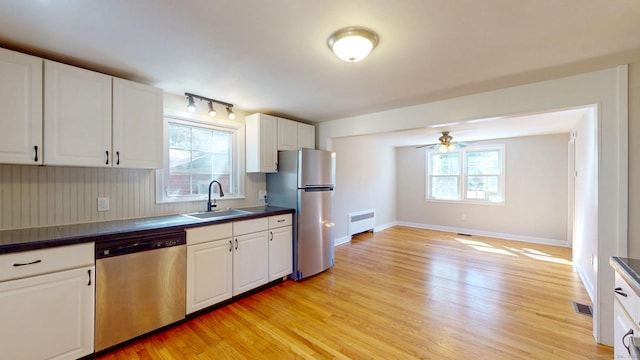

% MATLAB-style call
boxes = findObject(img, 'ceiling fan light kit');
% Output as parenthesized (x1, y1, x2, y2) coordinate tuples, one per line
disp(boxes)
(417, 131, 469, 152)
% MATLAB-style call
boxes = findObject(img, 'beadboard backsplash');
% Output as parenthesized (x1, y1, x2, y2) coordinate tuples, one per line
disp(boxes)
(0, 164, 266, 231)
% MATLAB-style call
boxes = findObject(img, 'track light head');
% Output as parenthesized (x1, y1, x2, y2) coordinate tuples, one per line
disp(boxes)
(226, 106, 235, 120)
(208, 101, 216, 117)
(186, 95, 196, 112)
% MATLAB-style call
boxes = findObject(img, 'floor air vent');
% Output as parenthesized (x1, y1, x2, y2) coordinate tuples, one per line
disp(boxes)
(348, 209, 375, 237)
(572, 302, 593, 317)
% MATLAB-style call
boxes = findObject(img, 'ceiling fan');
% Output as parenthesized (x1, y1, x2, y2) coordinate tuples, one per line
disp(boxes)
(416, 131, 471, 152)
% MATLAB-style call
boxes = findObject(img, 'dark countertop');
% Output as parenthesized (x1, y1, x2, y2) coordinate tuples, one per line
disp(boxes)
(0, 206, 294, 255)
(610, 256, 640, 297)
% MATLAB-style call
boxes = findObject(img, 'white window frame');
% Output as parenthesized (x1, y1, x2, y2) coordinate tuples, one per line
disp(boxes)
(426, 144, 505, 205)
(156, 113, 245, 204)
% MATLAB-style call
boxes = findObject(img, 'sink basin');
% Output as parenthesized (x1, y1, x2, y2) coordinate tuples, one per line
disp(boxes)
(182, 209, 253, 220)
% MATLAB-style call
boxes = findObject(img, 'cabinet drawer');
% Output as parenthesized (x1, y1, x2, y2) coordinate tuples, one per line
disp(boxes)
(615, 271, 639, 322)
(0, 243, 94, 282)
(269, 214, 292, 228)
(186, 223, 233, 245)
(234, 218, 269, 236)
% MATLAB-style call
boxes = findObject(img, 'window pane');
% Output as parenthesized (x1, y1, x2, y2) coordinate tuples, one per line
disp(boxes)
(467, 175, 500, 201)
(167, 122, 233, 198)
(168, 124, 191, 150)
(431, 153, 460, 175)
(466, 151, 500, 175)
(431, 176, 459, 200)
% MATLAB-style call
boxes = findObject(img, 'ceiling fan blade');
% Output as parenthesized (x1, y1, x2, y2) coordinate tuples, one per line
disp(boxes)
(415, 143, 438, 149)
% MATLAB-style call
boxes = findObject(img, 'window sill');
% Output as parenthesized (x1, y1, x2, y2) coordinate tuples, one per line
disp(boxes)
(425, 198, 505, 206)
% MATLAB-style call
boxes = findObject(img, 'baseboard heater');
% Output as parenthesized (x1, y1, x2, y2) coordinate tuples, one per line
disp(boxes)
(348, 209, 376, 237)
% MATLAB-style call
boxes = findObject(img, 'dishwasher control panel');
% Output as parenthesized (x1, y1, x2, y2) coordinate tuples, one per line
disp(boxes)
(96, 231, 186, 258)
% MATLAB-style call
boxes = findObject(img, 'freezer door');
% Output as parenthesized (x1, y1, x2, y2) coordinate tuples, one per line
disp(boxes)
(296, 188, 334, 279)
(299, 149, 335, 187)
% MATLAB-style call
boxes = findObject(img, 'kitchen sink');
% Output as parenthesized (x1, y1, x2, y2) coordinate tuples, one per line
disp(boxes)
(181, 209, 253, 220)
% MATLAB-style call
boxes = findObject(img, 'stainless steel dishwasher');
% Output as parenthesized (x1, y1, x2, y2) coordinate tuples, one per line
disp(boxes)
(95, 231, 186, 352)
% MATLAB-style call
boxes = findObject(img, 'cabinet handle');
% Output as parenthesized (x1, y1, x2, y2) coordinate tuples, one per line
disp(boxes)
(624, 328, 634, 355)
(116, 151, 120, 165)
(277, 219, 285, 223)
(615, 287, 628, 297)
(105, 150, 109, 165)
(13, 259, 42, 267)
(235, 238, 238, 250)
(229, 240, 232, 252)
(270, 231, 273, 241)
(34, 145, 38, 162)
(87, 269, 92, 286)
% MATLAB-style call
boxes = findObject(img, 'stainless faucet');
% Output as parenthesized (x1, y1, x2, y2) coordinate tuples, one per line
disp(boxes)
(207, 180, 225, 211)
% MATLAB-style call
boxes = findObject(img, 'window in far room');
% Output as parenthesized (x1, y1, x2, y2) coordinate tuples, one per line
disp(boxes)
(426, 144, 505, 204)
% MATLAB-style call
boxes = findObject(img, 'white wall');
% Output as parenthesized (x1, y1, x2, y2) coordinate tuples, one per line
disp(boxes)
(319, 66, 628, 346)
(0, 92, 266, 231)
(331, 135, 396, 245)
(572, 108, 598, 301)
(396, 134, 569, 246)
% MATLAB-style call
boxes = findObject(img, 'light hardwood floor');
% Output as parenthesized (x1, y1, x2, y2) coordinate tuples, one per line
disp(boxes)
(96, 226, 613, 359)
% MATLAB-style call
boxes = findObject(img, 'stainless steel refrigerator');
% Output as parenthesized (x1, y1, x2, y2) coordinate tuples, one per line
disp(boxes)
(266, 148, 336, 280)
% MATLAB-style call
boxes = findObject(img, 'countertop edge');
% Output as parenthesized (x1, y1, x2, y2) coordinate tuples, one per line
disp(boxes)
(0, 207, 295, 255)
(610, 256, 640, 298)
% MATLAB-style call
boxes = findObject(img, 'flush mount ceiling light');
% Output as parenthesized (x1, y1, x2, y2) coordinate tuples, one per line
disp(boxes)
(327, 26, 379, 63)
(184, 93, 234, 119)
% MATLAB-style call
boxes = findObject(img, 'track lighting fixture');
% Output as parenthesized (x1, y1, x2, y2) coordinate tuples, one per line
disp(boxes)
(184, 92, 235, 119)
(226, 106, 235, 120)
(186, 95, 196, 112)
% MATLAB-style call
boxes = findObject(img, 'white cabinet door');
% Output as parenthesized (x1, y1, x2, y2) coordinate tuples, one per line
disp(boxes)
(233, 231, 269, 295)
(277, 117, 298, 151)
(44, 60, 112, 166)
(269, 225, 292, 280)
(0, 48, 43, 165)
(0, 266, 95, 360)
(112, 78, 163, 169)
(297, 123, 315, 149)
(614, 299, 638, 359)
(186, 238, 233, 314)
(246, 113, 278, 173)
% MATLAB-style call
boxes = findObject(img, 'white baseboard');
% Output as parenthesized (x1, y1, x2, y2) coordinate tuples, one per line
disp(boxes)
(574, 259, 595, 302)
(334, 221, 397, 247)
(396, 221, 569, 247)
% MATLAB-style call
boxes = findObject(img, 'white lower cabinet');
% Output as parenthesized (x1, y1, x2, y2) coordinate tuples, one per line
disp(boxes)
(269, 214, 293, 281)
(0, 265, 95, 360)
(233, 218, 269, 296)
(614, 299, 639, 359)
(186, 223, 233, 314)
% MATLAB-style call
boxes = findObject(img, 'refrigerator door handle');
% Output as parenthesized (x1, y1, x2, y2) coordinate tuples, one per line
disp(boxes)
(302, 186, 334, 192)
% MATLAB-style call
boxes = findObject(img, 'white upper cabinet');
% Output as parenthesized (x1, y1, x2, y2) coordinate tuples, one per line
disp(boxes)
(246, 113, 278, 173)
(44, 60, 112, 167)
(247, 113, 316, 173)
(43, 59, 163, 168)
(0, 48, 43, 164)
(113, 78, 163, 168)
(297, 122, 315, 149)
(277, 118, 298, 151)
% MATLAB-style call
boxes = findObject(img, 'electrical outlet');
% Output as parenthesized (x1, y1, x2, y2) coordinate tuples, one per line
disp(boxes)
(258, 190, 267, 201)
(97, 197, 110, 212)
